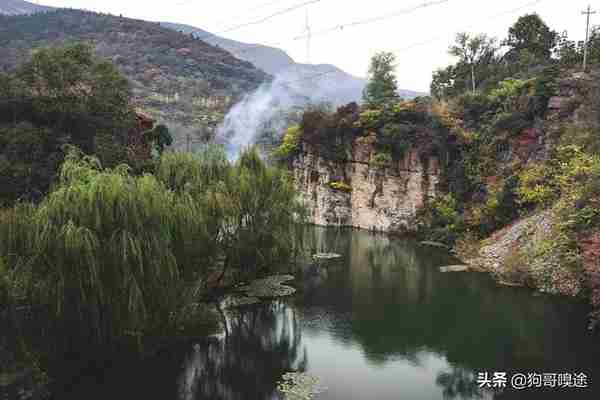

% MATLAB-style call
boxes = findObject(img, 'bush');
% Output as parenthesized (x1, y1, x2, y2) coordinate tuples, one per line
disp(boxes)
(328, 181, 353, 193)
(274, 124, 302, 159)
(355, 109, 383, 130)
(517, 162, 558, 208)
(553, 146, 600, 234)
(489, 78, 535, 112)
(560, 124, 600, 155)
(454, 92, 497, 127)
(489, 111, 531, 135)
(418, 194, 464, 245)
(370, 151, 392, 167)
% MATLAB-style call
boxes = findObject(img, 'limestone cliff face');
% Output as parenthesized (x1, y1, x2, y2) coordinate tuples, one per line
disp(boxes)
(292, 134, 440, 233)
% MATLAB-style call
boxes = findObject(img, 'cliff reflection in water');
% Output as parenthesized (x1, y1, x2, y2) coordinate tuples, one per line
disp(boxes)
(293, 227, 600, 400)
(178, 302, 306, 400)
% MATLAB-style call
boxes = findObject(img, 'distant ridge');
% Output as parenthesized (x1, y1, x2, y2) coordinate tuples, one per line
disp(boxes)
(161, 21, 427, 103)
(0, 0, 53, 15)
(0, 0, 427, 107)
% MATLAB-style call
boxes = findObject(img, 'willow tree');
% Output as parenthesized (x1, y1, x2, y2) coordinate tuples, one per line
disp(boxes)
(0, 145, 306, 348)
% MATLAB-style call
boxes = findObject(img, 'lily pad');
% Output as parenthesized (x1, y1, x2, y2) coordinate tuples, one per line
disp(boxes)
(277, 372, 326, 400)
(439, 265, 470, 273)
(237, 275, 296, 298)
(312, 252, 342, 260)
(220, 294, 262, 309)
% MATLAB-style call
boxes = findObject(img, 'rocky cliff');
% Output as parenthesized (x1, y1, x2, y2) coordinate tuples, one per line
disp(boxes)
(292, 135, 440, 233)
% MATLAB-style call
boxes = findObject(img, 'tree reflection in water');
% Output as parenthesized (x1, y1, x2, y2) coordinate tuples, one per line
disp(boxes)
(436, 367, 489, 400)
(178, 301, 306, 400)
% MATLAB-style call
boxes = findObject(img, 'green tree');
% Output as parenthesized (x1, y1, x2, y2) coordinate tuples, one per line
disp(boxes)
(362, 52, 399, 108)
(556, 31, 583, 67)
(144, 124, 173, 155)
(449, 33, 497, 93)
(0, 43, 136, 203)
(15, 43, 133, 154)
(504, 14, 557, 62)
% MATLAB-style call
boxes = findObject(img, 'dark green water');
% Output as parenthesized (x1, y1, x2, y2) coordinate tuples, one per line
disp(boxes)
(50, 227, 600, 399)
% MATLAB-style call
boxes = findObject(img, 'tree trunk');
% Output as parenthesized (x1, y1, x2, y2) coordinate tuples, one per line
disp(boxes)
(471, 63, 476, 93)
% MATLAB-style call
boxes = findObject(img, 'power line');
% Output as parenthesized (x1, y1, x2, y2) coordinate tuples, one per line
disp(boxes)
(198, 0, 449, 61)
(390, 0, 544, 53)
(192, 0, 323, 40)
(293, 0, 449, 41)
(176, 0, 288, 30)
(215, 0, 287, 26)
(304, 8, 312, 63)
(272, 0, 546, 90)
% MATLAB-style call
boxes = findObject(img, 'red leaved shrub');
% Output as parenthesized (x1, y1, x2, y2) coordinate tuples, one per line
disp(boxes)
(580, 232, 600, 322)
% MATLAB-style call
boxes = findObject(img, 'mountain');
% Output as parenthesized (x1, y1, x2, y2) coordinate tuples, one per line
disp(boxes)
(0, 0, 52, 15)
(0, 8, 269, 128)
(161, 22, 427, 103)
(159, 22, 295, 76)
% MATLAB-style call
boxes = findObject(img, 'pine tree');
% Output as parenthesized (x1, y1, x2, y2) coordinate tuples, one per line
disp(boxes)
(362, 52, 399, 108)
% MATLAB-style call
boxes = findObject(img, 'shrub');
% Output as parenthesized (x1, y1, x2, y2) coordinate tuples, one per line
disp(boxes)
(560, 124, 600, 155)
(370, 151, 392, 167)
(489, 78, 535, 111)
(580, 232, 600, 322)
(517, 162, 558, 208)
(553, 146, 600, 234)
(489, 111, 531, 136)
(355, 109, 383, 130)
(454, 92, 497, 127)
(418, 194, 464, 244)
(274, 124, 302, 159)
(328, 181, 353, 193)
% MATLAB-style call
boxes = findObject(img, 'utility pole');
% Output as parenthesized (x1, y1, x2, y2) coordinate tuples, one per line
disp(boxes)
(186, 133, 191, 152)
(582, 5, 596, 72)
(304, 8, 312, 64)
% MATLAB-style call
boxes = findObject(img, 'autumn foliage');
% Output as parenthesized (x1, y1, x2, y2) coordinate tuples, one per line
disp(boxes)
(580, 232, 600, 322)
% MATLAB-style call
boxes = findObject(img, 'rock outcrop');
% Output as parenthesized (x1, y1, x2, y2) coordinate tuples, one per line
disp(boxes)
(465, 210, 583, 296)
(292, 135, 440, 234)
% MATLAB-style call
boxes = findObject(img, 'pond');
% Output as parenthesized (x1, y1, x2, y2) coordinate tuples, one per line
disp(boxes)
(49, 227, 600, 400)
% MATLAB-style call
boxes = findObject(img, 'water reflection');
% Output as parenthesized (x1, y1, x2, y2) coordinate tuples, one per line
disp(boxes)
(291, 227, 600, 399)
(436, 367, 486, 400)
(51, 227, 600, 399)
(178, 302, 306, 400)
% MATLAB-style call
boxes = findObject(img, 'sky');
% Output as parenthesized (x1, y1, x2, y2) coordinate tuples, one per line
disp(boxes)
(39, 0, 595, 92)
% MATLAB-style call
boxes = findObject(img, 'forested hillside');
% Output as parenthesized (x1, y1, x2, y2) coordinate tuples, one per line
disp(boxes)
(0, 9, 269, 130)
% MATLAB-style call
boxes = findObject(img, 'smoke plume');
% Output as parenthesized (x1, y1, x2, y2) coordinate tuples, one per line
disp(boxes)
(216, 65, 365, 159)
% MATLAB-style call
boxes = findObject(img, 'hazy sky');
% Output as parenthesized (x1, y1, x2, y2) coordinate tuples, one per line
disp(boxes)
(40, 0, 594, 92)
